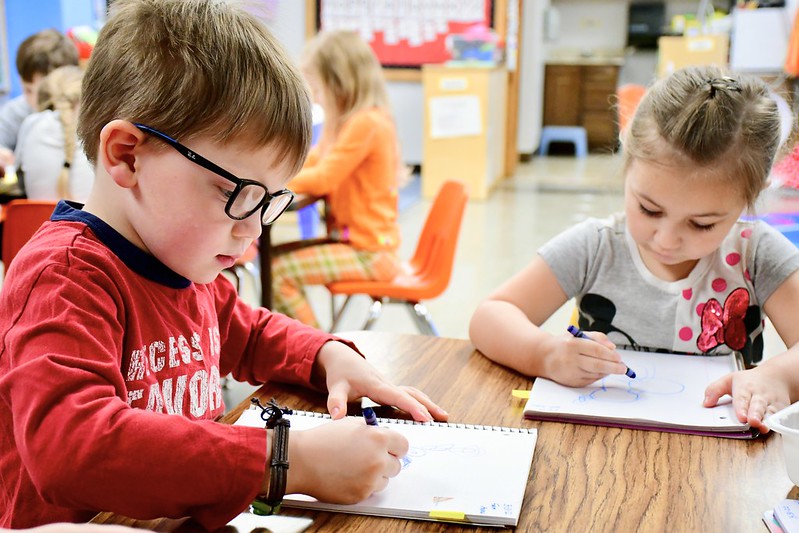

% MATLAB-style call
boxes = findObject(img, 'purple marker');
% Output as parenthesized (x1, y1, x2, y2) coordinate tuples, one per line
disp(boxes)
(362, 407, 379, 426)
(567, 325, 636, 378)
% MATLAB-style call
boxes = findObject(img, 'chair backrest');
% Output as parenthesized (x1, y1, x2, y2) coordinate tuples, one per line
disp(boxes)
(407, 180, 468, 299)
(2, 200, 58, 268)
(617, 83, 647, 133)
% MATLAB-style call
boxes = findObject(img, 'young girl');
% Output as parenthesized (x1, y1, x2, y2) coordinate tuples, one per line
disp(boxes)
(15, 65, 94, 201)
(272, 30, 404, 327)
(469, 66, 799, 434)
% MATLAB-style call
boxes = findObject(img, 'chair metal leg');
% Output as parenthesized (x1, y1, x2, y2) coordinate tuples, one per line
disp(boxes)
(330, 294, 337, 330)
(241, 261, 261, 302)
(230, 268, 243, 293)
(407, 302, 439, 336)
(329, 295, 353, 333)
(362, 298, 385, 330)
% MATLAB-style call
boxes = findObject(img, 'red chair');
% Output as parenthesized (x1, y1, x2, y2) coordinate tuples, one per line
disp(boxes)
(617, 83, 646, 133)
(2, 200, 58, 269)
(326, 180, 468, 335)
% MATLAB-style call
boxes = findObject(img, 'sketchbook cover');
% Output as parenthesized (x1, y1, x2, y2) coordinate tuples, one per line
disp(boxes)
(523, 350, 757, 439)
(235, 408, 538, 526)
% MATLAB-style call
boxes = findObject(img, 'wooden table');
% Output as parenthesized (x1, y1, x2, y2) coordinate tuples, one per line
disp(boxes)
(258, 194, 320, 308)
(92, 331, 795, 531)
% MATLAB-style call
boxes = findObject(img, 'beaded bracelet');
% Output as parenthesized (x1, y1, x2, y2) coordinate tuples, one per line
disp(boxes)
(251, 398, 292, 515)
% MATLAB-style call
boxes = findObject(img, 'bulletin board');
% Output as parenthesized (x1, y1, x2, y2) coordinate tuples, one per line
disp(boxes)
(312, 0, 494, 69)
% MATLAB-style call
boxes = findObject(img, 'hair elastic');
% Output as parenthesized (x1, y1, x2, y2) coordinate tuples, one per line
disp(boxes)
(707, 77, 742, 98)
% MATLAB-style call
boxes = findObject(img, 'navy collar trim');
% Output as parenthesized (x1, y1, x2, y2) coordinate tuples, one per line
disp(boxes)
(51, 200, 191, 289)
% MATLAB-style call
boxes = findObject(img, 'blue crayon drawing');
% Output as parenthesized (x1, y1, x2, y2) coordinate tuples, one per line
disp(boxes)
(575, 362, 685, 404)
(406, 443, 484, 459)
(479, 502, 515, 516)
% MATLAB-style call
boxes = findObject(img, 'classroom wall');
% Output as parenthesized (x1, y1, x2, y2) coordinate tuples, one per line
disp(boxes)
(269, 0, 544, 165)
(546, 0, 628, 54)
(257, 0, 307, 62)
(517, 0, 549, 154)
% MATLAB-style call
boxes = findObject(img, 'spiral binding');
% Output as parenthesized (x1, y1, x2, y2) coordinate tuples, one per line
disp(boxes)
(251, 408, 535, 434)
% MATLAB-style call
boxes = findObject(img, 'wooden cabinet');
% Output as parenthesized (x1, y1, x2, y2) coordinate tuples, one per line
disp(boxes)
(543, 64, 620, 151)
(422, 65, 508, 200)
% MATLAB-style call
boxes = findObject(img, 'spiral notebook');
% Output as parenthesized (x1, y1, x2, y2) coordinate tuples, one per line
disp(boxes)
(235, 408, 538, 527)
(523, 349, 758, 439)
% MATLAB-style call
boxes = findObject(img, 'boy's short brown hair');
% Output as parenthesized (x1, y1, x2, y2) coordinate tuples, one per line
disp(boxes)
(77, 0, 311, 172)
(16, 28, 79, 83)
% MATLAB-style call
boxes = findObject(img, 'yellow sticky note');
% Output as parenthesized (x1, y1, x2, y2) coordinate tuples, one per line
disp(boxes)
(429, 510, 466, 521)
(511, 389, 530, 399)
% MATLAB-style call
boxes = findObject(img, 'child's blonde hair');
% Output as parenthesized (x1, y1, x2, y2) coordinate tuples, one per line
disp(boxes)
(37, 65, 84, 199)
(16, 29, 79, 83)
(303, 30, 409, 185)
(77, 0, 311, 174)
(622, 66, 781, 209)
(303, 30, 390, 125)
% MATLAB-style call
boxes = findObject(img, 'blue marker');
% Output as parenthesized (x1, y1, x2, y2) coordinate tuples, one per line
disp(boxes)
(567, 325, 636, 378)
(362, 407, 379, 426)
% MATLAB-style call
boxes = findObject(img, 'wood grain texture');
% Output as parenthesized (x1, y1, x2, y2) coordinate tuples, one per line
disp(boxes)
(93, 331, 794, 532)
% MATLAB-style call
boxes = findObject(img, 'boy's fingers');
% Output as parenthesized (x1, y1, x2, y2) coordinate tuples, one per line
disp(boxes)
(373, 386, 433, 422)
(385, 431, 410, 458)
(402, 387, 448, 421)
(703, 374, 733, 407)
(326, 382, 350, 419)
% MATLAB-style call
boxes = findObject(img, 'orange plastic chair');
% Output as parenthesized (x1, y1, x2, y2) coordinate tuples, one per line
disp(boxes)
(2, 200, 58, 268)
(326, 180, 468, 335)
(617, 83, 646, 133)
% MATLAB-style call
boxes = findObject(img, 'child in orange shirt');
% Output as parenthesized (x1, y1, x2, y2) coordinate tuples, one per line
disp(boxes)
(272, 31, 405, 327)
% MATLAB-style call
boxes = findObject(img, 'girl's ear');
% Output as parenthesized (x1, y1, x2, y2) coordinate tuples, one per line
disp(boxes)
(98, 120, 146, 188)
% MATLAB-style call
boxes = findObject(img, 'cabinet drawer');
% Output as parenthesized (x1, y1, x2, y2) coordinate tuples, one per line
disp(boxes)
(544, 65, 581, 125)
(583, 84, 615, 110)
(582, 110, 618, 148)
(583, 65, 619, 83)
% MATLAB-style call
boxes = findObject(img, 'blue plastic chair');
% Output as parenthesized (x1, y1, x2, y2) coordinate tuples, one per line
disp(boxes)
(296, 109, 325, 238)
(539, 126, 588, 158)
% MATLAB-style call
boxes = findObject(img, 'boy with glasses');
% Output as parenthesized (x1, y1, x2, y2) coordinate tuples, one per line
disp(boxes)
(0, 0, 447, 528)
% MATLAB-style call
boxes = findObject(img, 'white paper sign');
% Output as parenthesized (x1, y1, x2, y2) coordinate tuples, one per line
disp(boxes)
(429, 95, 482, 139)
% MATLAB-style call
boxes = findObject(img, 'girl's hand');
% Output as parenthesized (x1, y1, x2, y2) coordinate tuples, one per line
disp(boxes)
(286, 417, 408, 503)
(542, 331, 628, 387)
(314, 341, 449, 422)
(704, 365, 791, 434)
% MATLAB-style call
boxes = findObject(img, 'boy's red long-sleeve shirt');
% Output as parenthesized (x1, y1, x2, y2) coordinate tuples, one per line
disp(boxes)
(0, 201, 348, 528)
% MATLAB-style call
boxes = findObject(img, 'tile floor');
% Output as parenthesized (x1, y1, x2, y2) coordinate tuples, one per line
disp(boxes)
(224, 153, 794, 408)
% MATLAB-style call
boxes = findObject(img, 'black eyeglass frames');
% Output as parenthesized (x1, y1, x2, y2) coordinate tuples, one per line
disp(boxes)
(133, 123, 294, 225)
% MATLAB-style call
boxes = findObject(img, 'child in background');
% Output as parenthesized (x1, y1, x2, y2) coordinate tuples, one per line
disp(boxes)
(0, 0, 446, 528)
(469, 66, 799, 434)
(271, 30, 405, 328)
(0, 29, 79, 167)
(15, 65, 94, 201)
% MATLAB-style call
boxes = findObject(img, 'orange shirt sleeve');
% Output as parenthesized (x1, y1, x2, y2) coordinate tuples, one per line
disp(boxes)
(288, 112, 379, 196)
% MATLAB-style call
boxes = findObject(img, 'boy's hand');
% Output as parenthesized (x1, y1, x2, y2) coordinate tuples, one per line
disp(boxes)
(543, 332, 627, 388)
(286, 417, 408, 502)
(704, 365, 790, 434)
(314, 341, 448, 422)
